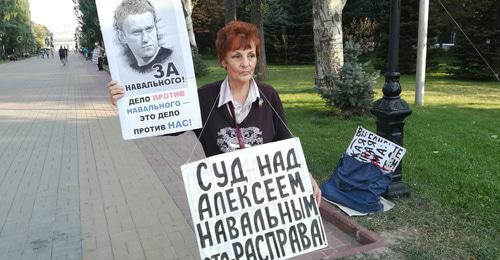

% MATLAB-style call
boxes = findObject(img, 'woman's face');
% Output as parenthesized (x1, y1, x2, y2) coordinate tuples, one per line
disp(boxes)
(221, 42, 257, 86)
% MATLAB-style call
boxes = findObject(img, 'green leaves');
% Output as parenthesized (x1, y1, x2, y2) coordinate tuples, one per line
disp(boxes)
(73, 0, 102, 49)
(316, 40, 379, 116)
(0, 0, 35, 58)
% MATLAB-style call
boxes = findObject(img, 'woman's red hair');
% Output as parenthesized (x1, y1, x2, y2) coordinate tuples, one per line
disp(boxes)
(215, 21, 261, 63)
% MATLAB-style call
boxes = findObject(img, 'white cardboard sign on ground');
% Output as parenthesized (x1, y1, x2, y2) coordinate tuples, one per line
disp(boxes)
(346, 127, 406, 172)
(323, 197, 395, 216)
(96, 0, 201, 140)
(181, 138, 328, 260)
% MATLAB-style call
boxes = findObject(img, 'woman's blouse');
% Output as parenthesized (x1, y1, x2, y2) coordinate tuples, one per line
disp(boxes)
(195, 80, 291, 157)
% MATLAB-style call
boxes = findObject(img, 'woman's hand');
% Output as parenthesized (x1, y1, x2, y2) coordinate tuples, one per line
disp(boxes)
(108, 80, 125, 107)
(310, 173, 322, 207)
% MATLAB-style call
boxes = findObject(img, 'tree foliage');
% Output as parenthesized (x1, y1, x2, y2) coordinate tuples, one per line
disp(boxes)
(192, 0, 224, 32)
(343, 0, 456, 74)
(446, 0, 500, 80)
(192, 0, 224, 53)
(343, 0, 389, 53)
(32, 23, 51, 48)
(372, 0, 440, 74)
(194, 0, 499, 79)
(263, 0, 314, 64)
(262, 0, 289, 63)
(0, 0, 36, 59)
(73, 0, 102, 49)
(344, 18, 376, 54)
(316, 41, 379, 117)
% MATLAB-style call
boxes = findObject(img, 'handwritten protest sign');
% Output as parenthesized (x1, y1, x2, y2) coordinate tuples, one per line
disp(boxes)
(182, 138, 328, 260)
(96, 0, 202, 139)
(346, 126, 406, 172)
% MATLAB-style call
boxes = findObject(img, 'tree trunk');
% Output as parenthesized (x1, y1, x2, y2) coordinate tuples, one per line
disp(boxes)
(224, 0, 237, 23)
(312, 0, 347, 88)
(251, 0, 267, 81)
(181, 0, 197, 49)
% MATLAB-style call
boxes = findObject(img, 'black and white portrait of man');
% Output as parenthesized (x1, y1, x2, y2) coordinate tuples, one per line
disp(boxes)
(113, 0, 172, 73)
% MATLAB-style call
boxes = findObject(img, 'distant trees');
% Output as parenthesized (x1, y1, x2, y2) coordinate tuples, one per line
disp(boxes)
(263, 0, 314, 64)
(261, 0, 288, 63)
(192, 0, 315, 65)
(194, 0, 499, 80)
(32, 23, 51, 48)
(0, 0, 37, 59)
(69, 0, 498, 80)
(192, 0, 224, 53)
(345, 0, 499, 80)
(73, 0, 102, 49)
(446, 0, 500, 80)
(408, 1, 439, 72)
(344, 0, 439, 74)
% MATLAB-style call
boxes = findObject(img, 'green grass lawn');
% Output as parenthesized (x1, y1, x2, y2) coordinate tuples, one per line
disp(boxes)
(197, 58, 500, 259)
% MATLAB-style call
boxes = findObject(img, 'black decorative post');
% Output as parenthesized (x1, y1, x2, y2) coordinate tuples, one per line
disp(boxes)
(371, 0, 412, 198)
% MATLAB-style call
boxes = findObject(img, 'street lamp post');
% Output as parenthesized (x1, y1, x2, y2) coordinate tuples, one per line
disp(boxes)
(371, 0, 412, 198)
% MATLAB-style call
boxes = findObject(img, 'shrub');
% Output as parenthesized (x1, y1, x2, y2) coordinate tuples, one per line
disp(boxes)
(344, 18, 377, 54)
(191, 46, 210, 77)
(316, 41, 379, 117)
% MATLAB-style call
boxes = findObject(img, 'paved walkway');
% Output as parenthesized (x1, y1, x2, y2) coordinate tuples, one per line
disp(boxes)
(0, 55, 200, 260)
(0, 54, 383, 260)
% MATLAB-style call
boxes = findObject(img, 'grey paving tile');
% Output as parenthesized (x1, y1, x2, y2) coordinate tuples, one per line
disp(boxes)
(0, 56, 83, 260)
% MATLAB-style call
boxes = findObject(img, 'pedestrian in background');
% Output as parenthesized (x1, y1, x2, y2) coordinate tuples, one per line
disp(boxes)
(58, 46, 66, 66)
(63, 46, 69, 64)
(93, 42, 105, 71)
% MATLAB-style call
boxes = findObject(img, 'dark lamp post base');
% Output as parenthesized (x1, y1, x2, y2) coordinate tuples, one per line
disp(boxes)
(371, 98, 412, 199)
(384, 181, 411, 199)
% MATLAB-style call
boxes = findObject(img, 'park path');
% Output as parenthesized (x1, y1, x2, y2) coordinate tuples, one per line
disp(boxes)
(0, 54, 200, 260)
(0, 54, 382, 260)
